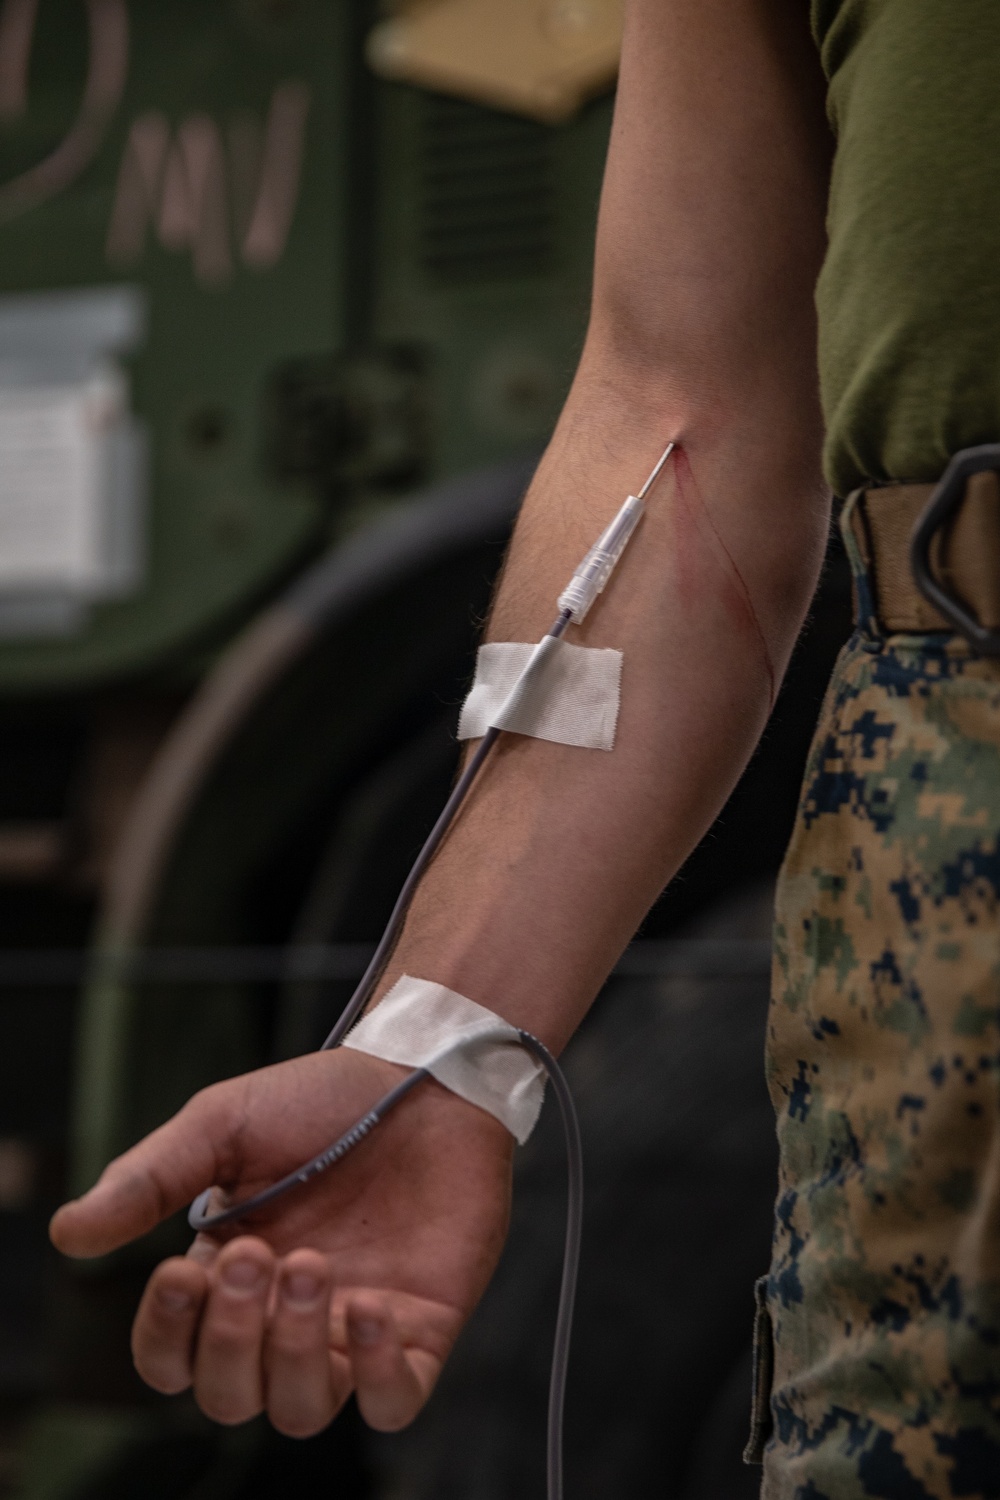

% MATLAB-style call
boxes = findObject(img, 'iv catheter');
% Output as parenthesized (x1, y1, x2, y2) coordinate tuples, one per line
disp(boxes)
(188, 440, 676, 1500)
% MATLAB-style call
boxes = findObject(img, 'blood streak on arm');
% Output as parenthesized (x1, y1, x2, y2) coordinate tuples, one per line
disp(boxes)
(670, 446, 777, 708)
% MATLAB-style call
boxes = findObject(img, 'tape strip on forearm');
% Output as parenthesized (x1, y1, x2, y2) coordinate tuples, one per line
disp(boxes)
(458, 638, 622, 750)
(342, 975, 547, 1142)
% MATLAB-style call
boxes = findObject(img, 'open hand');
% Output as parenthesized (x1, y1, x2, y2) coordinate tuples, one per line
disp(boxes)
(50, 1049, 513, 1437)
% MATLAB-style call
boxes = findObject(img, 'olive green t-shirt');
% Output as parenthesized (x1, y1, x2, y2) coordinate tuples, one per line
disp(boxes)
(813, 0, 1000, 496)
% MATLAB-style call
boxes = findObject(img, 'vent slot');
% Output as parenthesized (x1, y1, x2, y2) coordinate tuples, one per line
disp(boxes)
(419, 95, 556, 283)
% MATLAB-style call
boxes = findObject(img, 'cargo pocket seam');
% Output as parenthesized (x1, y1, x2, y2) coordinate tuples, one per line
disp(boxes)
(743, 1274, 774, 1465)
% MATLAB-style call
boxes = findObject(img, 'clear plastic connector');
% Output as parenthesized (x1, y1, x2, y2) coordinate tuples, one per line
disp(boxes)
(557, 494, 645, 623)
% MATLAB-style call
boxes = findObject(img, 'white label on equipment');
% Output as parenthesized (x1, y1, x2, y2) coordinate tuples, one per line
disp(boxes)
(0, 376, 121, 592)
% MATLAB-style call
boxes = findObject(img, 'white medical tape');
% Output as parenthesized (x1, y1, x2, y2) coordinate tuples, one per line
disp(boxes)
(342, 975, 546, 1144)
(457, 638, 622, 750)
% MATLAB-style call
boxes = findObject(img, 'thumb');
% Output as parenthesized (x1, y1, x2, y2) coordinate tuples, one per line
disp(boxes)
(50, 1087, 235, 1258)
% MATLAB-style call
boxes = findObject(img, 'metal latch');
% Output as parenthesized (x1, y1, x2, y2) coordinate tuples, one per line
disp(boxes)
(911, 442, 1000, 655)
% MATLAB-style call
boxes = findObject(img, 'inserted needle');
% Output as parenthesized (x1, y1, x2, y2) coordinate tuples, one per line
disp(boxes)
(636, 440, 676, 500)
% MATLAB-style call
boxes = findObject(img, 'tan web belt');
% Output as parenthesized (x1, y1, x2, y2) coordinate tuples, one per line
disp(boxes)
(847, 443, 1000, 652)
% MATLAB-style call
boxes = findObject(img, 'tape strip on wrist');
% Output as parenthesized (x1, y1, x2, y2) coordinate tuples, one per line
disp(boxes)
(458, 638, 622, 751)
(342, 975, 546, 1143)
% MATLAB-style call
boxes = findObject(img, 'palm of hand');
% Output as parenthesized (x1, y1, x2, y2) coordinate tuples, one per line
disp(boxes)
(50, 1048, 514, 1436)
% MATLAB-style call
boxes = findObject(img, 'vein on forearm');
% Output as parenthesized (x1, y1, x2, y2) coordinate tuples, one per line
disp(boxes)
(671, 445, 777, 709)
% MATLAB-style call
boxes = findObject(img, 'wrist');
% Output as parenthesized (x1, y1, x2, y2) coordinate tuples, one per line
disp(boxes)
(326, 1037, 516, 1159)
(344, 976, 546, 1145)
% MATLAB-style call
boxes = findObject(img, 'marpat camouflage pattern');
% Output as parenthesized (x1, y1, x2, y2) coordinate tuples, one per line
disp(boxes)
(763, 503, 1000, 1499)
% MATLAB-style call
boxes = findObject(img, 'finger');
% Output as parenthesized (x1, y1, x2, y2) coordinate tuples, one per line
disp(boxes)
(264, 1252, 345, 1438)
(50, 1086, 238, 1259)
(193, 1238, 274, 1425)
(132, 1257, 208, 1395)
(347, 1297, 440, 1432)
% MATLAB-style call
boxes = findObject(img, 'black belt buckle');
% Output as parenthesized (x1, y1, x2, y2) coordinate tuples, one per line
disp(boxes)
(910, 442, 1000, 655)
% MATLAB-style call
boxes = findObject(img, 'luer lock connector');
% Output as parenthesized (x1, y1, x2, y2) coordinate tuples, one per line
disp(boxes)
(557, 441, 675, 623)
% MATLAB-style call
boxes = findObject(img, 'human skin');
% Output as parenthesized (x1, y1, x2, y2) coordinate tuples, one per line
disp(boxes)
(51, 0, 832, 1440)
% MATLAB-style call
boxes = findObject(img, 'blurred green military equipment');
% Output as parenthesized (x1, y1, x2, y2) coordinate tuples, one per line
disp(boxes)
(0, 0, 614, 692)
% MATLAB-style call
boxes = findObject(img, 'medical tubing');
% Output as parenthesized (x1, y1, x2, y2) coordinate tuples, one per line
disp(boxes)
(189, 604, 574, 1236)
(320, 727, 497, 1048)
(187, 1066, 431, 1232)
(183, 449, 673, 1495)
(517, 1030, 583, 1500)
(321, 606, 573, 1051)
(187, 1028, 584, 1500)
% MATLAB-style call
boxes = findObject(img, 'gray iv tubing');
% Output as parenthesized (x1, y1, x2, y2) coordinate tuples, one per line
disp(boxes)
(189, 441, 676, 1500)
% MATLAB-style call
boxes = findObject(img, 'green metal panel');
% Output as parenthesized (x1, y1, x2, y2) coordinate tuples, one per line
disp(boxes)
(374, 85, 613, 475)
(0, 2, 613, 693)
(0, 0, 350, 689)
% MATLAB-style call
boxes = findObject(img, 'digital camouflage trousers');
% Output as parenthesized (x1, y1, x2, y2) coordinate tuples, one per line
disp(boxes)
(762, 506, 1000, 1499)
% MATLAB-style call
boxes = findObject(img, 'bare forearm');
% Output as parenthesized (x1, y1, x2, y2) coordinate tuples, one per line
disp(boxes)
(374, 0, 832, 1048)
(377, 374, 828, 1047)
